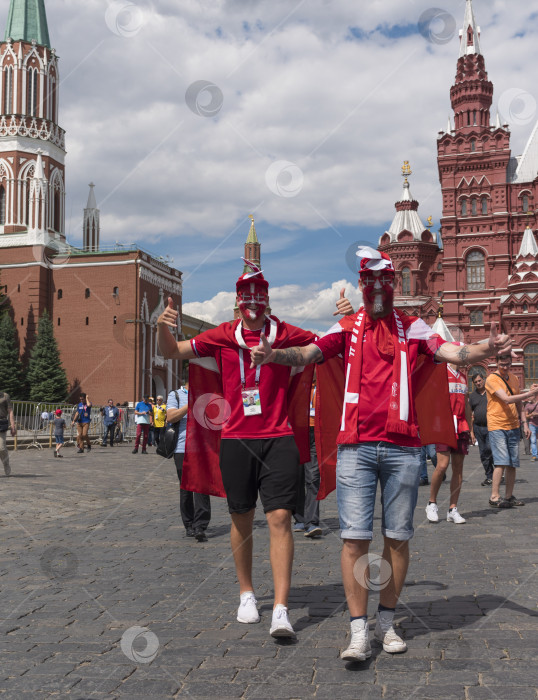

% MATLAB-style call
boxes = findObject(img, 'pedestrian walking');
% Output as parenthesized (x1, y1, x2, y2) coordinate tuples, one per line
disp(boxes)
(101, 399, 120, 447)
(132, 395, 152, 454)
(157, 259, 352, 639)
(250, 246, 512, 661)
(53, 409, 66, 458)
(167, 382, 211, 541)
(152, 396, 167, 447)
(72, 393, 92, 453)
(525, 397, 538, 461)
(426, 363, 473, 524)
(486, 354, 538, 508)
(0, 391, 16, 476)
(469, 372, 494, 485)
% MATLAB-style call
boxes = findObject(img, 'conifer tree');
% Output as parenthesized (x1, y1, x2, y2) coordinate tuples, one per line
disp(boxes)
(0, 313, 25, 399)
(27, 310, 68, 403)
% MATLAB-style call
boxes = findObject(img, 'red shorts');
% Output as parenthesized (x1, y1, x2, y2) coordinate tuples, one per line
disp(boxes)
(436, 433, 470, 456)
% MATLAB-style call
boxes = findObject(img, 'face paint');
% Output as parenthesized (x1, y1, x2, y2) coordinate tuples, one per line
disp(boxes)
(237, 282, 268, 321)
(361, 273, 394, 318)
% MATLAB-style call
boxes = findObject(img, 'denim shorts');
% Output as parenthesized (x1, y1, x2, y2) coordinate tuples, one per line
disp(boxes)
(336, 442, 421, 541)
(489, 428, 520, 468)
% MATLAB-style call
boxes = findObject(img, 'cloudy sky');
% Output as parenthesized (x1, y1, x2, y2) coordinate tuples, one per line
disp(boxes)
(10, 0, 537, 331)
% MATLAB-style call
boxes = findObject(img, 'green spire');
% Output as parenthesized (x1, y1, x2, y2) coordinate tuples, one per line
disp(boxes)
(246, 215, 259, 244)
(4, 0, 51, 49)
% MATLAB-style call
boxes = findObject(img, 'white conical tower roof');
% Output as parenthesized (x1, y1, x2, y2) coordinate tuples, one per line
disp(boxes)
(459, 0, 481, 58)
(431, 316, 455, 342)
(517, 226, 538, 259)
(86, 182, 97, 209)
(384, 162, 432, 244)
(513, 120, 538, 184)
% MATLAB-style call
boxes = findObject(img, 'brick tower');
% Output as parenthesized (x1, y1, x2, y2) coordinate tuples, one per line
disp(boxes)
(0, 0, 65, 244)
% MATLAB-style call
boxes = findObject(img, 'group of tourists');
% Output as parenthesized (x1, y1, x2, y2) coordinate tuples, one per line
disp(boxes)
(156, 247, 525, 660)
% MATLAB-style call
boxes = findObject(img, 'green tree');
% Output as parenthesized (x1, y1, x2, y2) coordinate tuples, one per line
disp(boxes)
(27, 310, 68, 402)
(0, 313, 25, 399)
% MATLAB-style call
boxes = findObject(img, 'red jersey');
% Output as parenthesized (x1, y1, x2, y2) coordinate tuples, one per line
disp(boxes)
(447, 365, 469, 435)
(191, 319, 313, 440)
(314, 317, 446, 447)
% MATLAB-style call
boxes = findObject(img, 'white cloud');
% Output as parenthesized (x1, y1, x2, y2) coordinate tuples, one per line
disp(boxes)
(183, 278, 363, 333)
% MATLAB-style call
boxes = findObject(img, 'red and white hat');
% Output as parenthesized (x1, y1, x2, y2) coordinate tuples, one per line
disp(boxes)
(236, 258, 269, 292)
(356, 246, 395, 275)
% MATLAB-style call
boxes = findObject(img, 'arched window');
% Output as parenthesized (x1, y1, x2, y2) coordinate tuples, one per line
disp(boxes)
(0, 185, 6, 225)
(471, 198, 477, 216)
(3, 66, 13, 113)
(53, 189, 61, 232)
(469, 309, 483, 325)
(471, 139, 476, 152)
(461, 199, 467, 216)
(27, 68, 38, 117)
(49, 77, 57, 123)
(467, 250, 485, 290)
(57, 289, 62, 300)
(523, 303, 528, 313)
(522, 194, 529, 212)
(401, 267, 411, 295)
(481, 197, 488, 215)
(524, 343, 538, 384)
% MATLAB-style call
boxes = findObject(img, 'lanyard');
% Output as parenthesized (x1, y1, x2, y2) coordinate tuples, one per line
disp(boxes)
(238, 349, 261, 388)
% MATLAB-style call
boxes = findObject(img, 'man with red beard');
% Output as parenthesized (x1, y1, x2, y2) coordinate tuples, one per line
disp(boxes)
(250, 246, 512, 661)
(157, 259, 352, 638)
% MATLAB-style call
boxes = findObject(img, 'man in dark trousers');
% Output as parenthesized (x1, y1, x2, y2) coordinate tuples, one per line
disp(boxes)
(469, 373, 494, 485)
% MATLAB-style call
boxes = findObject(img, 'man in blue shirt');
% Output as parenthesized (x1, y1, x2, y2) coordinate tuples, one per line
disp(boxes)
(133, 394, 152, 454)
(167, 382, 211, 541)
(101, 399, 120, 447)
(72, 393, 92, 454)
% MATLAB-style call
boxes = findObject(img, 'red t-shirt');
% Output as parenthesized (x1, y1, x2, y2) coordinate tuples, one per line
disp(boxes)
(314, 318, 446, 446)
(191, 323, 311, 440)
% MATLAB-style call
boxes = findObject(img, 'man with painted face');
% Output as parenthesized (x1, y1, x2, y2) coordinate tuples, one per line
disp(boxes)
(157, 259, 352, 639)
(251, 246, 512, 662)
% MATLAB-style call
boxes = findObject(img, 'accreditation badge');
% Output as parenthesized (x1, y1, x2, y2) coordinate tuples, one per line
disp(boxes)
(242, 388, 262, 416)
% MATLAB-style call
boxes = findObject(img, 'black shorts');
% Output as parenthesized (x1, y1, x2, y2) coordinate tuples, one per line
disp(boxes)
(219, 436, 302, 514)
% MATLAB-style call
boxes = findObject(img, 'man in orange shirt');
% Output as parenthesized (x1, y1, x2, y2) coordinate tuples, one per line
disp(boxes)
(485, 354, 538, 508)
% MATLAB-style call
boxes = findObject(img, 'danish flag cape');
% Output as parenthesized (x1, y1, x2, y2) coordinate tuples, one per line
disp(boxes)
(182, 316, 315, 497)
(314, 311, 458, 499)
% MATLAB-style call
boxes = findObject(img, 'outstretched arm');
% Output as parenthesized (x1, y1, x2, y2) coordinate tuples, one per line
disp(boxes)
(435, 322, 511, 366)
(250, 334, 323, 367)
(157, 297, 196, 360)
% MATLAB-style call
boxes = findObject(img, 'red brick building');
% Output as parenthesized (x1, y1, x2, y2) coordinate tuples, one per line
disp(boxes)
(380, 0, 538, 386)
(0, 0, 184, 404)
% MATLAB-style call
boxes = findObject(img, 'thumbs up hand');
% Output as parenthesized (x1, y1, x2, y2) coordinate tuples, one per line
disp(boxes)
(334, 287, 355, 316)
(157, 296, 178, 328)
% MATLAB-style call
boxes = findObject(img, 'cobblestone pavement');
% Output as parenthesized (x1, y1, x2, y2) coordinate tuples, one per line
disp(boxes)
(1, 443, 537, 699)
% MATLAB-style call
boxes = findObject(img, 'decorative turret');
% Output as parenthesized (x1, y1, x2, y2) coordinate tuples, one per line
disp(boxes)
(83, 183, 100, 252)
(380, 162, 436, 245)
(243, 215, 260, 271)
(450, 0, 493, 133)
(5, 0, 51, 47)
(507, 226, 538, 287)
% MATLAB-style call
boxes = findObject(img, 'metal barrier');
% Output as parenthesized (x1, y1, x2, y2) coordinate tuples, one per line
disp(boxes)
(9, 402, 137, 450)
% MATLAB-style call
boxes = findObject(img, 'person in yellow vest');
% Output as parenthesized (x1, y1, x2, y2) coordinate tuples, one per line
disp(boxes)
(153, 396, 167, 447)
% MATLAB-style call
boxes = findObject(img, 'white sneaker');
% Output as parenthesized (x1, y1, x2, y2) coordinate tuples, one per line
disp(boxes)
(425, 502, 439, 523)
(447, 507, 466, 524)
(374, 611, 407, 653)
(236, 592, 260, 624)
(341, 618, 371, 661)
(270, 604, 296, 638)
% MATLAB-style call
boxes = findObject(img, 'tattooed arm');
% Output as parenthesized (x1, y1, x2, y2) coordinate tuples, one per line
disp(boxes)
(250, 334, 323, 367)
(434, 322, 511, 366)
